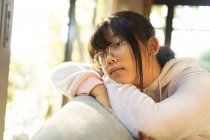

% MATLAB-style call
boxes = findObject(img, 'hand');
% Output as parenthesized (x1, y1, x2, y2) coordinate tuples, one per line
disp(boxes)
(139, 132, 153, 140)
(90, 84, 112, 112)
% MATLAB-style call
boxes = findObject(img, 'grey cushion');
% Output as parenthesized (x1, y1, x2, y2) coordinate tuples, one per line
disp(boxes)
(31, 96, 135, 140)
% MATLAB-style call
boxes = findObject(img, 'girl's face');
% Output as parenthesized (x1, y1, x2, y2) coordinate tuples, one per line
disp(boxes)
(99, 28, 139, 86)
(96, 27, 161, 88)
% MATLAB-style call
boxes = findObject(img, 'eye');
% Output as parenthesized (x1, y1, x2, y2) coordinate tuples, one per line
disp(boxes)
(99, 52, 106, 58)
(116, 41, 123, 46)
(113, 41, 125, 48)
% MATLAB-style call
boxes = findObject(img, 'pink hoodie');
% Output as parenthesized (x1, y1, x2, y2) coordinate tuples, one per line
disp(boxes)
(51, 58, 210, 140)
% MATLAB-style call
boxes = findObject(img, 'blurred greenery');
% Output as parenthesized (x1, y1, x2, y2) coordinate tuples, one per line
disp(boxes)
(8, 61, 35, 102)
(7, 0, 97, 125)
(198, 49, 210, 72)
(7, 0, 67, 120)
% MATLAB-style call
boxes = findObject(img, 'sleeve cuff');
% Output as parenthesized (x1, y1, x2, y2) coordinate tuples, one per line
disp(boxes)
(76, 77, 103, 95)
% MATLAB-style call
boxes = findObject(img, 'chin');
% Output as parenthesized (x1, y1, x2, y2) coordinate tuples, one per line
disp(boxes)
(110, 74, 134, 84)
(114, 78, 129, 84)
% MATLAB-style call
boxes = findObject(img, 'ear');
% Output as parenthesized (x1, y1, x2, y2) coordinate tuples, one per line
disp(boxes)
(147, 36, 159, 56)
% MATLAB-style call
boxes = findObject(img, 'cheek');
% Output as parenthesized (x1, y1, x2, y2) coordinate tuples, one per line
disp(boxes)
(126, 62, 139, 85)
(121, 49, 139, 84)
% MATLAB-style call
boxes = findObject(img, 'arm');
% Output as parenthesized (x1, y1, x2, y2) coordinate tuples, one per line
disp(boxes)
(90, 84, 112, 111)
(51, 62, 111, 110)
(103, 73, 210, 139)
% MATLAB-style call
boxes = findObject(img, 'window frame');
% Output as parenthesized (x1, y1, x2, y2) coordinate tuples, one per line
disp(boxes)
(153, 0, 210, 46)
(0, 0, 14, 139)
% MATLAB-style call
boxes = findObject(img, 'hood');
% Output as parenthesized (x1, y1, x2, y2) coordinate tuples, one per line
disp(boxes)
(144, 57, 200, 101)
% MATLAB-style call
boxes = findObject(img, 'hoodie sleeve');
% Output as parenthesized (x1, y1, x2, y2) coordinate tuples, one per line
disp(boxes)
(104, 72, 210, 140)
(51, 62, 102, 98)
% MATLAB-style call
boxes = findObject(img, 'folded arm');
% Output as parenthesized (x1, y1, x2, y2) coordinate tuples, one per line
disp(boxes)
(104, 74, 210, 139)
(51, 62, 111, 110)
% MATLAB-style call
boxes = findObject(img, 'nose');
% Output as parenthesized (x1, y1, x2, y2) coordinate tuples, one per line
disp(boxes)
(106, 54, 117, 65)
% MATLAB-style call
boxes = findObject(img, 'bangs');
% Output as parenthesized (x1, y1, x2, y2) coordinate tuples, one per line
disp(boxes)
(89, 21, 112, 58)
(91, 21, 111, 50)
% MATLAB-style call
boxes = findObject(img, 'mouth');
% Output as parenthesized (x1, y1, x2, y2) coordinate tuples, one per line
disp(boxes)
(110, 67, 123, 75)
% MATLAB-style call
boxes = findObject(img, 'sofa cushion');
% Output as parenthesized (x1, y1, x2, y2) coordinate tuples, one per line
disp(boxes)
(31, 96, 134, 140)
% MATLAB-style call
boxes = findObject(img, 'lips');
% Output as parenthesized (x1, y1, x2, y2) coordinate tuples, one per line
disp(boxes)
(110, 67, 123, 75)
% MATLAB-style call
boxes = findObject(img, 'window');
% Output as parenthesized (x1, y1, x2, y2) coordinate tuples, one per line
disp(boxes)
(4, 0, 69, 139)
(150, 5, 168, 46)
(172, 6, 210, 58)
(150, 0, 210, 71)
(4, 0, 112, 139)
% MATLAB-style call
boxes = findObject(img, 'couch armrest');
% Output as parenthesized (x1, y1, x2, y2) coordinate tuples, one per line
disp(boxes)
(31, 96, 134, 140)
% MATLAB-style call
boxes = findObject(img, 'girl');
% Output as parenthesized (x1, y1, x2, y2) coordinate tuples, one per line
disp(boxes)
(51, 11, 210, 140)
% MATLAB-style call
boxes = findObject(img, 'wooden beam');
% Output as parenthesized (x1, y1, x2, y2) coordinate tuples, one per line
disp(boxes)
(165, 5, 174, 46)
(0, 0, 14, 139)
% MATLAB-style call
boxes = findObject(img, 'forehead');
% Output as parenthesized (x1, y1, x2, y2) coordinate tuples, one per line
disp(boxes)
(104, 26, 121, 42)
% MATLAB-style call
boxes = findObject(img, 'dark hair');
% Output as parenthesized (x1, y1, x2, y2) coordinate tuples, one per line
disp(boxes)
(157, 46, 175, 68)
(89, 11, 175, 88)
